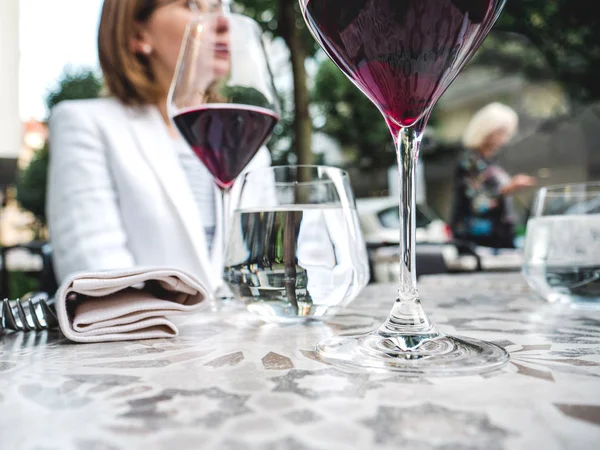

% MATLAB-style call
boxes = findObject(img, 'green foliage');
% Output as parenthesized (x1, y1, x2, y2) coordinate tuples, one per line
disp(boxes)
(478, 0, 600, 104)
(234, 0, 315, 165)
(45, 66, 103, 116)
(8, 271, 40, 299)
(312, 59, 393, 170)
(15, 67, 102, 232)
(222, 85, 273, 109)
(233, 0, 319, 56)
(269, 90, 296, 164)
(15, 143, 49, 237)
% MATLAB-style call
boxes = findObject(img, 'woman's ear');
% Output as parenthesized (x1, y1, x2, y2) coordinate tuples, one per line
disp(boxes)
(130, 22, 153, 55)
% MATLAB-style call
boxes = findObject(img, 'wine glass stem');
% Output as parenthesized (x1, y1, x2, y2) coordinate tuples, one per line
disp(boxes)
(378, 126, 440, 346)
(220, 186, 232, 267)
(397, 127, 419, 300)
(216, 186, 234, 301)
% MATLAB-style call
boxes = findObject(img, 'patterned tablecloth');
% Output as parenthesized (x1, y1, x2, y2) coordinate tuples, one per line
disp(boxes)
(1, 272, 600, 450)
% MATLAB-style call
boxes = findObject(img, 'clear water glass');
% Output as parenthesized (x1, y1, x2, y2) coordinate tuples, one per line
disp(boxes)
(523, 182, 600, 309)
(223, 165, 370, 321)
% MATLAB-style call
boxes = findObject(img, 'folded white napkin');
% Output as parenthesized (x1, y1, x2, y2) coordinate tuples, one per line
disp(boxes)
(55, 267, 212, 343)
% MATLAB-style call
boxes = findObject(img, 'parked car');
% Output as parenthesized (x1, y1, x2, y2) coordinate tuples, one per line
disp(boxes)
(356, 197, 454, 281)
(355, 197, 452, 246)
(355, 197, 523, 282)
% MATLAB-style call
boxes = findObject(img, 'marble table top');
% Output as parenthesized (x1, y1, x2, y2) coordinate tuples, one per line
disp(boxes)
(1, 272, 599, 450)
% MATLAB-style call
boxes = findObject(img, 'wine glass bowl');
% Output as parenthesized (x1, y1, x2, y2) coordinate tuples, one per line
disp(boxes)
(300, 0, 510, 374)
(169, 13, 280, 190)
(302, 0, 505, 130)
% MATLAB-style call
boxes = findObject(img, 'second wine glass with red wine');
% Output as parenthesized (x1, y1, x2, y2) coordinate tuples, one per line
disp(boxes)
(168, 12, 280, 302)
(300, 0, 510, 375)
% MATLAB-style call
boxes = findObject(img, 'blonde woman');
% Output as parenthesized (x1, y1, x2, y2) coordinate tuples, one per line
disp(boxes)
(450, 102, 536, 248)
(46, 0, 271, 288)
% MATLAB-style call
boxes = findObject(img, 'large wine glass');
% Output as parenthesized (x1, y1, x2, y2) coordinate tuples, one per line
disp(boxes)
(168, 11, 280, 302)
(300, 0, 510, 374)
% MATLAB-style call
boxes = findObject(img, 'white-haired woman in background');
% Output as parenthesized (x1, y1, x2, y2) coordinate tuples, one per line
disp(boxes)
(450, 102, 537, 249)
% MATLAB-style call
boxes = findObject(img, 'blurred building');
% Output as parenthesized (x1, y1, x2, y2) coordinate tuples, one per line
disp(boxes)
(0, 119, 47, 246)
(0, 0, 23, 246)
(0, 0, 20, 165)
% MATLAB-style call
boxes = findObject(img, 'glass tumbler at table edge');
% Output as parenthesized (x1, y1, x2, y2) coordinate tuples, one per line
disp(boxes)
(223, 165, 370, 322)
(523, 181, 600, 309)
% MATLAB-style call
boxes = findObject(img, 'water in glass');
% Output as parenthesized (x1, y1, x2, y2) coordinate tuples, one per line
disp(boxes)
(223, 166, 369, 321)
(523, 185, 600, 308)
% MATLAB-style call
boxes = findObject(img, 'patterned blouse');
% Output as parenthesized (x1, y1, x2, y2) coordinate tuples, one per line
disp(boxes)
(450, 150, 516, 249)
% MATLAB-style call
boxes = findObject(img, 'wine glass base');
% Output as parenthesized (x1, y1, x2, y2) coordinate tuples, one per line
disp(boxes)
(315, 331, 509, 376)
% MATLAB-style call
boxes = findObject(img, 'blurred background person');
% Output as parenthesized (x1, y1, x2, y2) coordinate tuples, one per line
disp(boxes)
(450, 102, 537, 249)
(46, 0, 270, 289)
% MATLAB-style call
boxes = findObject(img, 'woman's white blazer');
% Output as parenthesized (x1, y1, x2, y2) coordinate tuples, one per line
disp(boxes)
(47, 97, 271, 289)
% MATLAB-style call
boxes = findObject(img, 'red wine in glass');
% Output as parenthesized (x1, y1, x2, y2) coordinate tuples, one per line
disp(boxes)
(301, 0, 510, 374)
(303, 0, 500, 128)
(173, 104, 279, 190)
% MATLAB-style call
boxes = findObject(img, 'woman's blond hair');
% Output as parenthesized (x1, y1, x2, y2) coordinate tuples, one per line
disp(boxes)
(462, 102, 518, 149)
(98, 0, 169, 106)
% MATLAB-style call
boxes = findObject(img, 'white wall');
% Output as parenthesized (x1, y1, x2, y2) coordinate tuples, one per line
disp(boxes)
(0, 0, 20, 159)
